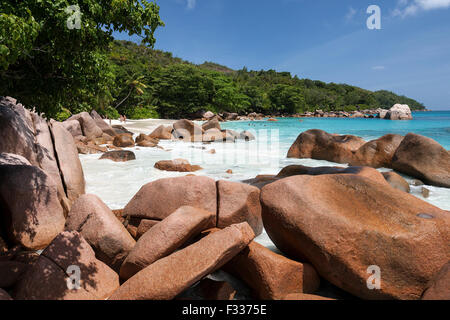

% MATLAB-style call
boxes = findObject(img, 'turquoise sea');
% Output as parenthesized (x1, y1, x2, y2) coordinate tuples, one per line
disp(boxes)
(80, 112, 450, 217)
(222, 111, 450, 150)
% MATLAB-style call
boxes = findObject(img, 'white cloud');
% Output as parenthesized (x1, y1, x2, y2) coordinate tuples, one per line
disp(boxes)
(345, 6, 357, 21)
(186, 0, 196, 10)
(393, 0, 450, 18)
(372, 66, 386, 70)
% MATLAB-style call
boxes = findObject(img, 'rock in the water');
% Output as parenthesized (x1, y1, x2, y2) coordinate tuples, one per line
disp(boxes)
(120, 206, 215, 280)
(172, 119, 204, 142)
(351, 134, 404, 168)
(100, 150, 136, 162)
(422, 262, 450, 300)
(260, 173, 450, 299)
(109, 223, 255, 300)
(287, 129, 365, 163)
(385, 104, 413, 120)
(154, 159, 202, 172)
(113, 134, 135, 148)
(68, 112, 103, 140)
(217, 180, 263, 236)
(382, 171, 411, 193)
(14, 231, 119, 300)
(422, 187, 431, 198)
(94, 119, 116, 137)
(65, 194, 136, 272)
(149, 125, 173, 140)
(239, 131, 255, 141)
(123, 176, 217, 226)
(202, 118, 221, 131)
(0, 162, 65, 250)
(202, 128, 225, 142)
(224, 241, 320, 300)
(76, 142, 107, 154)
(50, 120, 86, 203)
(392, 133, 450, 188)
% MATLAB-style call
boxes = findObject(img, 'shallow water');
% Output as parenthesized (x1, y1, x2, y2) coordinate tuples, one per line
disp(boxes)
(80, 112, 450, 246)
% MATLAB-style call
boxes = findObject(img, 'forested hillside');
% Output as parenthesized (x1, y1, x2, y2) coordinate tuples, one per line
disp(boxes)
(107, 40, 425, 120)
(0, 0, 424, 120)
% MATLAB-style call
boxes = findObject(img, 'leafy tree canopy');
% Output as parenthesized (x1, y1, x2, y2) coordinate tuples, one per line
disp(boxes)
(0, 0, 164, 117)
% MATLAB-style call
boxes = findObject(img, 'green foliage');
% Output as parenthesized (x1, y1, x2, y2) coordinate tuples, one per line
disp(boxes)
(97, 106, 120, 119)
(55, 107, 72, 121)
(268, 84, 306, 114)
(1, 0, 425, 121)
(0, 1, 164, 118)
(127, 105, 159, 119)
(107, 41, 426, 119)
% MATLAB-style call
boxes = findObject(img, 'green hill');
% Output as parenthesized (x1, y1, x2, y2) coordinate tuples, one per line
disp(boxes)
(107, 40, 425, 119)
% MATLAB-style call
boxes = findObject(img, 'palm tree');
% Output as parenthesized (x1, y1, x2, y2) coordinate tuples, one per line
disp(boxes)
(114, 75, 147, 110)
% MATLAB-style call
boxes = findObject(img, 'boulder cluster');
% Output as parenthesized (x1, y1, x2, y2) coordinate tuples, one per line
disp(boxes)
(287, 129, 450, 188)
(294, 104, 413, 120)
(0, 96, 448, 301)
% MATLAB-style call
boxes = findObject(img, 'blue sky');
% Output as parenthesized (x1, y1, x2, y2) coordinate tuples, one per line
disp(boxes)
(115, 0, 450, 110)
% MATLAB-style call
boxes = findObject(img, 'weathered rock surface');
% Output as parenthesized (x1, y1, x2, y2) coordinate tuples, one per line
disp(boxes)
(0, 261, 28, 288)
(203, 128, 225, 142)
(202, 118, 221, 131)
(193, 278, 236, 300)
(109, 223, 255, 300)
(382, 171, 410, 193)
(123, 176, 217, 226)
(62, 120, 83, 137)
(0, 97, 39, 166)
(120, 206, 215, 280)
(172, 119, 204, 142)
(239, 131, 255, 141)
(136, 219, 160, 239)
(392, 133, 450, 188)
(422, 262, 450, 300)
(68, 112, 103, 140)
(94, 119, 116, 137)
(287, 129, 365, 163)
(385, 104, 413, 120)
(224, 241, 320, 300)
(100, 150, 136, 162)
(113, 134, 135, 148)
(217, 180, 262, 236)
(149, 125, 173, 140)
(351, 134, 404, 168)
(154, 159, 202, 172)
(283, 293, 335, 300)
(50, 120, 86, 203)
(0, 162, 65, 250)
(13, 231, 119, 300)
(0, 288, 12, 300)
(32, 114, 70, 213)
(65, 194, 136, 272)
(261, 173, 450, 299)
